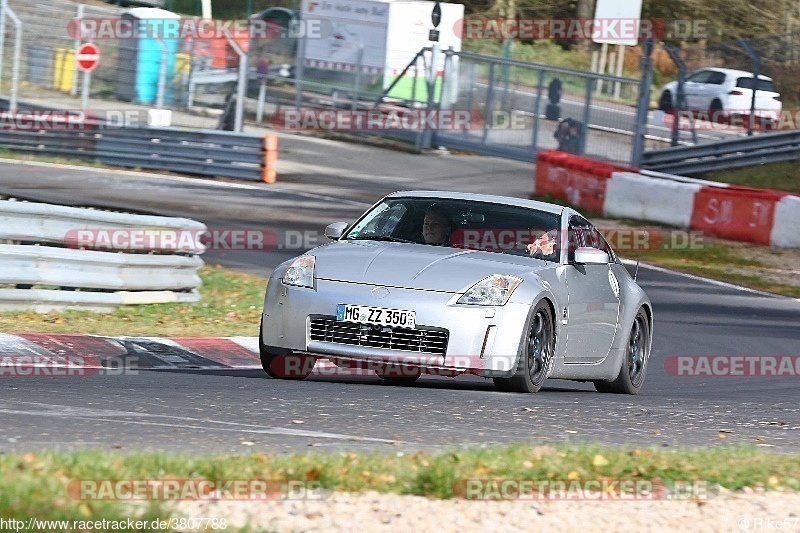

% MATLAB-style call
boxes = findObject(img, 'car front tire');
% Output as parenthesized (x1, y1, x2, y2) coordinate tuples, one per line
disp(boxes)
(259, 323, 315, 380)
(593, 308, 650, 394)
(494, 301, 555, 393)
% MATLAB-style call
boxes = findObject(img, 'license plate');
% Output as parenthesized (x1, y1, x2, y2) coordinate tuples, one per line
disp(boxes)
(336, 304, 416, 329)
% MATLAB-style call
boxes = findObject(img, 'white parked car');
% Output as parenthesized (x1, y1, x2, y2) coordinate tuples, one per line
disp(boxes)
(658, 67, 782, 120)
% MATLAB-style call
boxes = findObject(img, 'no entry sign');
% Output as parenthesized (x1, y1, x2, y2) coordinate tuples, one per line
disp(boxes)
(76, 43, 100, 72)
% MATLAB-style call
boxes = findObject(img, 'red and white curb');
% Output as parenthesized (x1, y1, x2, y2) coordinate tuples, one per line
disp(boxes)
(0, 333, 263, 371)
(0, 333, 354, 374)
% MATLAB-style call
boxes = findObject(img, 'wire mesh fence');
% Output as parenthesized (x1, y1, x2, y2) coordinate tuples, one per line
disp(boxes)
(0, 0, 645, 164)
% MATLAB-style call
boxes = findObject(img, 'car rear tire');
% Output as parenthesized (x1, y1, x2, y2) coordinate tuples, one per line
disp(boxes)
(259, 323, 315, 379)
(709, 99, 725, 122)
(493, 301, 554, 393)
(593, 308, 650, 394)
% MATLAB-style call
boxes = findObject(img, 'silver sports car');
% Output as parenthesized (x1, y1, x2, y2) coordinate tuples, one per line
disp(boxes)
(260, 191, 653, 394)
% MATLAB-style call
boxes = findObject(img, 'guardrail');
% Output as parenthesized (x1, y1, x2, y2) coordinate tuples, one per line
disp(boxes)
(0, 126, 276, 182)
(0, 199, 206, 312)
(641, 130, 800, 174)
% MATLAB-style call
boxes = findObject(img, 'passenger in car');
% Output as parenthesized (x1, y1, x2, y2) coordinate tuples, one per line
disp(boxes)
(527, 229, 560, 261)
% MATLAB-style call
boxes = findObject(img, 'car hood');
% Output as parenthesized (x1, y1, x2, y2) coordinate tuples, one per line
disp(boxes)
(312, 240, 552, 292)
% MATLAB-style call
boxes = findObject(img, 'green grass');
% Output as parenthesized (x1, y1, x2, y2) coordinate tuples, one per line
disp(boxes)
(1, 445, 797, 528)
(632, 244, 800, 298)
(695, 161, 800, 194)
(0, 266, 268, 337)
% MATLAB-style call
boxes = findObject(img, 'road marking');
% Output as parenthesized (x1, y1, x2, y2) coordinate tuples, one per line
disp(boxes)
(0, 401, 402, 444)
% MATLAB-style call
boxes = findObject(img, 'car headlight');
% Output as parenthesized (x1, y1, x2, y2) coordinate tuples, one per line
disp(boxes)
(457, 274, 522, 306)
(282, 255, 315, 288)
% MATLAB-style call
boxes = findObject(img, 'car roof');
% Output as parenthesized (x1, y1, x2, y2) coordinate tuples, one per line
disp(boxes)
(385, 190, 568, 216)
(699, 67, 774, 81)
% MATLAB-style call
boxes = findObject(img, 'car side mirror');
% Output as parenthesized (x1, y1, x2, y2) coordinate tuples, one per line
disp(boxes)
(324, 222, 348, 240)
(573, 247, 609, 265)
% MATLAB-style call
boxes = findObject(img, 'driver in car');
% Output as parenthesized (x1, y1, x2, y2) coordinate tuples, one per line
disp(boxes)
(422, 208, 452, 246)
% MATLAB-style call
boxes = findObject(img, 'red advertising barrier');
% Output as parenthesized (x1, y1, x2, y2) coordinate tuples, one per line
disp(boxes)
(534, 151, 634, 214)
(689, 186, 789, 246)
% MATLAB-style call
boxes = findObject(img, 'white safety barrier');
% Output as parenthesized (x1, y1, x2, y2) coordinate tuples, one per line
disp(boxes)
(0, 200, 206, 253)
(771, 196, 800, 248)
(0, 200, 206, 312)
(603, 172, 701, 228)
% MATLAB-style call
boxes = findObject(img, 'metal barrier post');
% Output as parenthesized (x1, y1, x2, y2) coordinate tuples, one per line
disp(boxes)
(156, 38, 167, 109)
(420, 43, 440, 150)
(738, 39, 761, 136)
(580, 77, 593, 155)
(294, 33, 306, 109)
(352, 44, 363, 111)
(0, 0, 6, 92)
(631, 39, 654, 167)
(225, 36, 248, 132)
(481, 62, 496, 146)
(6, 5, 21, 112)
(71, 4, 83, 96)
(531, 70, 545, 157)
(662, 44, 694, 147)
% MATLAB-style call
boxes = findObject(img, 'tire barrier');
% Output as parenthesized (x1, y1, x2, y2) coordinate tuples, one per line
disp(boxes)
(534, 151, 799, 248)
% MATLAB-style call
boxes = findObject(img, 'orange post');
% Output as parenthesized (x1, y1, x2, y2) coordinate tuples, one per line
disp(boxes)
(262, 134, 278, 183)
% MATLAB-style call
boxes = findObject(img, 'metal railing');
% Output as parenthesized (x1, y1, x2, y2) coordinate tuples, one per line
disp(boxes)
(640, 130, 800, 174)
(0, 199, 206, 312)
(0, 126, 270, 181)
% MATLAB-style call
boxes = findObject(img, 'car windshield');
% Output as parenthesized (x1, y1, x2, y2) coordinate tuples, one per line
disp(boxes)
(342, 197, 562, 260)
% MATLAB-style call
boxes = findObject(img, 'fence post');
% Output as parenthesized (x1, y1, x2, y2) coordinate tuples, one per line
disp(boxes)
(262, 134, 278, 183)
(0, 0, 6, 91)
(531, 69, 544, 158)
(580, 76, 593, 155)
(6, 5, 21, 112)
(71, 4, 84, 96)
(481, 62, 496, 146)
(738, 39, 761, 137)
(630, 38, 654, 168)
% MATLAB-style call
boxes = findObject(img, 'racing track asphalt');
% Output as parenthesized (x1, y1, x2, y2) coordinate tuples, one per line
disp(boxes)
(0, 136, 798, 454)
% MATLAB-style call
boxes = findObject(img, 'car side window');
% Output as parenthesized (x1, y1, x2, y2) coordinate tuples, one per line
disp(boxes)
(706, 71, 726, 85)
(686, 70, 711, 83)
(568, 215, 616, 263)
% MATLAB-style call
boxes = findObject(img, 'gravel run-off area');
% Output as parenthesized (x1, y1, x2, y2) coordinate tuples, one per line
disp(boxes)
(177, 489, 800, 532)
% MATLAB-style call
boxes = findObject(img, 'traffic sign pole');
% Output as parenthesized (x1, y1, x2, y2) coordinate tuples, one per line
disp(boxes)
(76, 42, 100, 110)
(81, 70, 91, 111)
